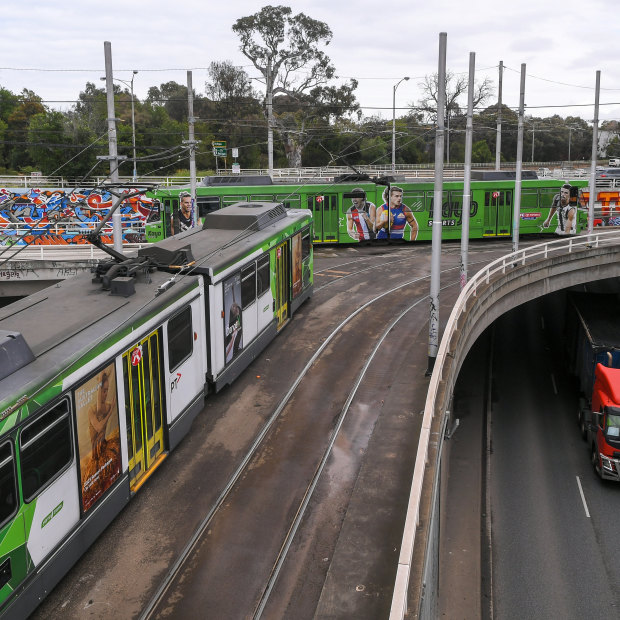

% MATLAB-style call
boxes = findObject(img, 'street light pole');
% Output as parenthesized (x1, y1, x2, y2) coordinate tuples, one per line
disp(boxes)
(392, 76, 409, 173)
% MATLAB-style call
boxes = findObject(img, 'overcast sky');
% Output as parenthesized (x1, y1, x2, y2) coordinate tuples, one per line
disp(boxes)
(2, 0, 619, 124)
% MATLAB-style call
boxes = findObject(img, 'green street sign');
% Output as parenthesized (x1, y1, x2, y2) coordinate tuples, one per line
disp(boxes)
(212, 140, 226, 157)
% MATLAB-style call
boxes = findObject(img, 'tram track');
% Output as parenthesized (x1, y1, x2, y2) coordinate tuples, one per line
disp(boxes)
(31, 242, 520, 620)
(139, 246, 510, 618)
(139, 264, 445, 618)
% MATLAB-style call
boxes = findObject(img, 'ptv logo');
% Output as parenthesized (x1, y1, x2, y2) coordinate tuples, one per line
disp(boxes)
(170, 372, 182, 392)
(131, 345, 143, 366)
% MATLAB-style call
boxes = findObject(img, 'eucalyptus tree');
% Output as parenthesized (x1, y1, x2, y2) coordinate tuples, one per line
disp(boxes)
(232, 4, 359, 168)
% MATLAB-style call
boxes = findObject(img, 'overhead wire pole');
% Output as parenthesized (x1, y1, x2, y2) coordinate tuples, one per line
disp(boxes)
(101, 41, 125, 253)
(512, 63, 526, 255)
(186, 70, 198, 226)
(495, 60, 503, 170)
(427, 31, 447, 375)
(102, 41, 121, 184)
(588, 70, 601, 237)
(460, 51, 475, 289)
(130, 71, 137, 182)
(267, 61, 274, 177)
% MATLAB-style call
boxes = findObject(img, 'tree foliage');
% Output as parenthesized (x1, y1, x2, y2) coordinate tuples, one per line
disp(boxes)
(232, 4, 359, 167)
(0, 7, 612, 177)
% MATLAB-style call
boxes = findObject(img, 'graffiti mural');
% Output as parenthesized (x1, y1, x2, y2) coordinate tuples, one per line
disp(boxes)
(0, 187, 157, 245)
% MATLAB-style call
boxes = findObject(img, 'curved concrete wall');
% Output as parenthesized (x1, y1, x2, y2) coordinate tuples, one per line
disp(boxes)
(392, 241, 620, 619)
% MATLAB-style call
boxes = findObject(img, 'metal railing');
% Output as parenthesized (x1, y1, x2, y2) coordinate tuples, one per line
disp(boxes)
(389, 228, 620, 619)
(2, 241, 147, 261)
(0, 163, 601, 189)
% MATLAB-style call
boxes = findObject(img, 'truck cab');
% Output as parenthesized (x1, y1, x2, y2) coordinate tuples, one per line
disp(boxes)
(586, 364, 620, 480)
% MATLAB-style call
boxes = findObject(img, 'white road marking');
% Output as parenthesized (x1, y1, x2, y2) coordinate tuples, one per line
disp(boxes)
(576, 476, 591, 518)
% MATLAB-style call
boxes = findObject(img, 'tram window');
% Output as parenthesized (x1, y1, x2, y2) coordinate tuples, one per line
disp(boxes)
(540, 187, 559, 208)
(168, 306, 193, 371)
(0, 442, 18, 527)
(250, 194, 275, 202)
(281, 194, 300, 209)
(404, 192, 425, 213)
(256, 255, 271, 298)
(521, 188, 538, 210)
(146, 200, 161, 222)
(241, 263, 257, 308)
(198, 196, 220, 217)
(20, 400, 72, 502)
(485, 191, 510, 206)
(223, 194, 247, 206)
(302, 230, 311, 259)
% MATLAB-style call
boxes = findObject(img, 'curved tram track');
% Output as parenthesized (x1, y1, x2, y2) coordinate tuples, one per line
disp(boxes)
(31, 241, 528, 620)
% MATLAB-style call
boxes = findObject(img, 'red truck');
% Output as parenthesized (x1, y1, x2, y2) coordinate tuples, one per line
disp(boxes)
(568, 292, 620, 480)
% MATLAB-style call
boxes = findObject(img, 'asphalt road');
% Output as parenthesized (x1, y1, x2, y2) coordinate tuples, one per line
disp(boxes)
(489, 293, 620, 619)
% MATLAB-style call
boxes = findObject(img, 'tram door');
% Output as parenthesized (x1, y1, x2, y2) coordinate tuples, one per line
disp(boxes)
(275, 242, 290, 329)
(308, 194, 339, 242)
(483, 189, 512, 236)
(122, 329, 166, 492)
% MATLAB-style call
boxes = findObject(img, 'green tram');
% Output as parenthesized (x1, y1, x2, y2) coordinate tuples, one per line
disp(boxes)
(0, 202, 313, 618)
(145, 172, 590, 244)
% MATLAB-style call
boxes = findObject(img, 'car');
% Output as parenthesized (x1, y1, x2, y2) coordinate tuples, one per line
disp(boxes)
(596, 167, 620, 177)
(596, 168, 620, 187)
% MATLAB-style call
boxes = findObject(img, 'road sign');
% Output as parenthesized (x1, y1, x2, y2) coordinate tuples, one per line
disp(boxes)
(212, 140, 227, 158)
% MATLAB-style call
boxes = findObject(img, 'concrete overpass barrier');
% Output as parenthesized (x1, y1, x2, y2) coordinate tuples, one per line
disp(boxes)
(390, 230, 620, 619)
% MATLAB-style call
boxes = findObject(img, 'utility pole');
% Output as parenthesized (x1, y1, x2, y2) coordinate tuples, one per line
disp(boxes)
(185, 70, 198, 224)
(461, 52, 475, 289)
(427, 32, 447, 375)
(512, 64, 526, 255)
(101, 41, 122, 183)
(495, 60, 503, 170)
(588, 70, 601, 237)
(130, 71, 137, 182)
(267, 61, 274, 177)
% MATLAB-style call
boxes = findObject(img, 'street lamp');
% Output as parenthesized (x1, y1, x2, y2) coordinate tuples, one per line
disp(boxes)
(392, 76, 409, 172)
(101, 70, 138, 181)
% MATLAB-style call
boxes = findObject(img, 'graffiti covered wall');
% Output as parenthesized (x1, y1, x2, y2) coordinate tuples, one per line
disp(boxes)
(0, 187, 156, 245)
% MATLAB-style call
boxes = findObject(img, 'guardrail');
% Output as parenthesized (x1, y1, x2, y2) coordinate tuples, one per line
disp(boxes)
(0, 223, 146, 244)
(0, 163, 594, 188)
(1, 242, 148, 262)
(389, 229, 620, 619)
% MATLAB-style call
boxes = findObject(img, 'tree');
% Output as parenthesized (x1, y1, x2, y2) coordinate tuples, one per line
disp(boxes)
(471, 139, 493, 163)
(4, 89, 46, 170)
(232, 5, 359, 168)
(206, 61, 264, 167)
(147, 81, 193, 123)
(415, 71, 493, 163)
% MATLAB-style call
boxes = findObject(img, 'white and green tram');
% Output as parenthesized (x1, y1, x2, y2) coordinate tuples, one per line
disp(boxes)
(0, 202, 313, 618)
